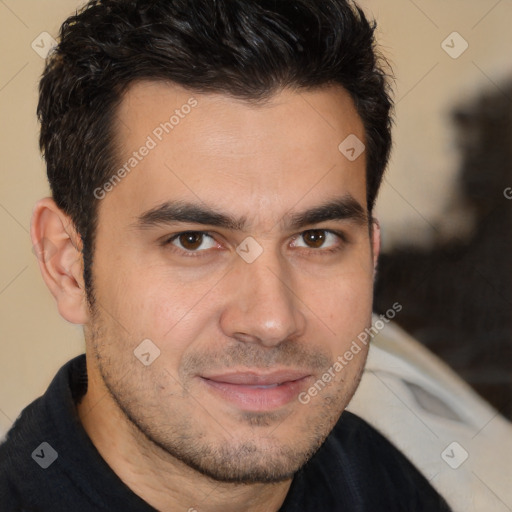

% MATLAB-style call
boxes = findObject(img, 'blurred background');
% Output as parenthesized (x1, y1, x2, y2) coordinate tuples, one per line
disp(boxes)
(0, 0, 511, 447)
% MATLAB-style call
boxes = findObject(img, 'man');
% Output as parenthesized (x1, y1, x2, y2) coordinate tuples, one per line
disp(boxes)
(0, 0, 451, 510)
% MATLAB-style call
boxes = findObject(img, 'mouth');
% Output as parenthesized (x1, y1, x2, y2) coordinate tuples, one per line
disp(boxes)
(199, 370, 312, 412)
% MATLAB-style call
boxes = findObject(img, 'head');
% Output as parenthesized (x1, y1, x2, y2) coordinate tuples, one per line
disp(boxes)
(33, 0, 392, 485)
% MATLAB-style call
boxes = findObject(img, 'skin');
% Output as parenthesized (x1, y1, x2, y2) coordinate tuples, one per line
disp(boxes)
(31, 82, 380, 512)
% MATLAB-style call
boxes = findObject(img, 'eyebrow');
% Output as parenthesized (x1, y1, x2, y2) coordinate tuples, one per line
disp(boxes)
(133, 195, 368, 232)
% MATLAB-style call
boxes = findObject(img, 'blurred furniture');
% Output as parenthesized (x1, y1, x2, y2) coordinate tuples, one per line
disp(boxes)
(349, 318, 512, 512)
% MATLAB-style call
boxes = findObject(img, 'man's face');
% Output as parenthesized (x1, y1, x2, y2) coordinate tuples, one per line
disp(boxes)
(87, 82, 378, 483)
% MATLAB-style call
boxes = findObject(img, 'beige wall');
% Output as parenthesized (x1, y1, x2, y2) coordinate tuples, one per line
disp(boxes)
(1, 0, 512, 430)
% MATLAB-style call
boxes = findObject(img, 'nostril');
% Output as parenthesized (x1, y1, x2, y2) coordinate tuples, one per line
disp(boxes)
(232, 332, 263, 344)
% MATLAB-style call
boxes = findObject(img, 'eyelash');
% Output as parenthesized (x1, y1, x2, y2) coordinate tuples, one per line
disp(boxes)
(162, 230, 347, 258)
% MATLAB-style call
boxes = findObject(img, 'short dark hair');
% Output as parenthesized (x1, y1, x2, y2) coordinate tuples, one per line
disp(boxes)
(37, 0, 393, 305)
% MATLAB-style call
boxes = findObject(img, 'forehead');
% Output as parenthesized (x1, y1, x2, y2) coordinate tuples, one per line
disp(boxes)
(104, 81, 367, 225)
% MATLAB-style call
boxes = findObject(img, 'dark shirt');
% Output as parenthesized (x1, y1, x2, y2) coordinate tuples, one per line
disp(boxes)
(0, 355, 451, 511)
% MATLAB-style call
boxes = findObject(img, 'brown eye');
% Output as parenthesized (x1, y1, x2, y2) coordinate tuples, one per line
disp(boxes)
(168, 232, 217, 252)
(291, 229, 343, 252)
(179, 232, 203, 250)
(302, 230, 327, 248)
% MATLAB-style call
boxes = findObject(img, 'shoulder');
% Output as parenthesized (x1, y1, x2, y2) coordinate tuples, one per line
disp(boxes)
(326, 410, 427, 481)
(308, 411, 452, 511)
(0, 394, 45, 510)
(0, 356, 86, 509)
(328, 409, 404, 455)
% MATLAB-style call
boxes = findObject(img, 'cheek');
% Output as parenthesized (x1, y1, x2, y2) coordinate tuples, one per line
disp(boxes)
(303, 262, 374, 332)
(95, 258, 221, 353)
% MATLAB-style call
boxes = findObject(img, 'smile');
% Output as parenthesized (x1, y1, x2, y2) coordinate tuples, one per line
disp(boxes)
(199, 370, 312, 412)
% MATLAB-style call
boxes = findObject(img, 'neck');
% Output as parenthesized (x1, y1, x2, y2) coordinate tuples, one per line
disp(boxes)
(77, 357, 292, 512)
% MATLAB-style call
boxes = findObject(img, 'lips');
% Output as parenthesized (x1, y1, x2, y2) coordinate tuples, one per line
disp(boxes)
(204, 370, 310, 386)
(200, 370, 311, 411)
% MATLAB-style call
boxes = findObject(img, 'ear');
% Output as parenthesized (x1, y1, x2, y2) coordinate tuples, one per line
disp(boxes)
(370, 217, 381, 275)
(31, 197, 89, 324)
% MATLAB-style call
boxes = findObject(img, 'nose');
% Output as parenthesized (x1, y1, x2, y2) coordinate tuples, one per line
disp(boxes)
(219, 253, 306, 348)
